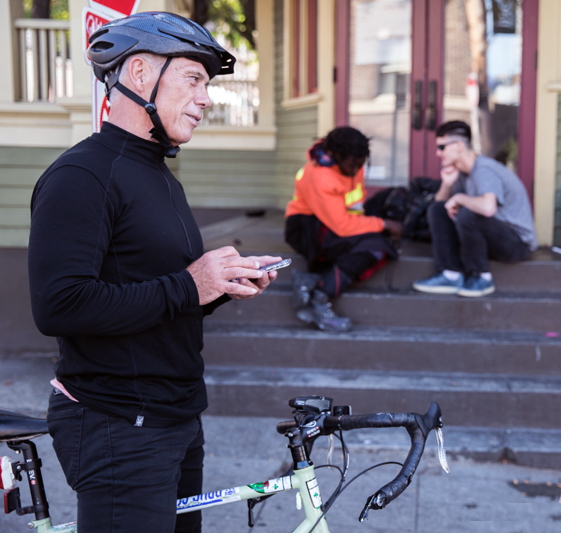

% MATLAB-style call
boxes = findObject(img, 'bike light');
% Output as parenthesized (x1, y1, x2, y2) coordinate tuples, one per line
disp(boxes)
(0, 456, 16, 490)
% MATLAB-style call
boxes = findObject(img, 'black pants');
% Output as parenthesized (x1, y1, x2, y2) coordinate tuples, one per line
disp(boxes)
(47, 392, 204, 533)
(285, 214, 397, 296)
(427, 201, 531, 274)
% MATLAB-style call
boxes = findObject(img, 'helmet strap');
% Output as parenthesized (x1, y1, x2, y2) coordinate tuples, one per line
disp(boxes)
(112, 57, 180, 158)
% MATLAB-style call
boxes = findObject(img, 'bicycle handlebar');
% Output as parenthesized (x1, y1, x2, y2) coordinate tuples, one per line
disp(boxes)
(276, 402, 443, 517)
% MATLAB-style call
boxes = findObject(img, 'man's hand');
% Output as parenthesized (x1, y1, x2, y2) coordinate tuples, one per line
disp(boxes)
(228, 255, 282, 300)
(440, 165, 460, 186)
(435, 165, 460, 202)
(445, 192, 497, 220)
(186, 247, 281, 305)
(444, 194, 461, 219)
(383, 219, 403, 240)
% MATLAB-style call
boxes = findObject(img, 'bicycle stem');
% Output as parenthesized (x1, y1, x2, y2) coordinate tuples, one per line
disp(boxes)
(286, 429, 313, 470)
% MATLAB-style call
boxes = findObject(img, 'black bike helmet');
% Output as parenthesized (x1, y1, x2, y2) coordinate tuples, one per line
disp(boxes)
(87, 12, 236, 157)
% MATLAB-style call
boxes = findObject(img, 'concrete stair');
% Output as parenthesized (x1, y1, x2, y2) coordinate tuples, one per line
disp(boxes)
(199, 210, 561, 468)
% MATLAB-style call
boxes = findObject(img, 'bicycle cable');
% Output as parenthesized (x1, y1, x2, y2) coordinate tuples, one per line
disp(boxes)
(305, 427, 404, 532)
(306, 461, 404, 532)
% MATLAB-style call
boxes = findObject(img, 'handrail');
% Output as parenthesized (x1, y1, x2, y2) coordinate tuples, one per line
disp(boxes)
(14, 19, 70, 30)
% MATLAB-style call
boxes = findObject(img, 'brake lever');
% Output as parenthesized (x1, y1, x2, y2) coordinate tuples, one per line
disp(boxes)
(435, 427, 450, 473)
(359, 491, 385, 522)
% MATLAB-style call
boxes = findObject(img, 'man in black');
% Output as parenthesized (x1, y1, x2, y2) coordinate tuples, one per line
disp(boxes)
(28, 12, 279, 533)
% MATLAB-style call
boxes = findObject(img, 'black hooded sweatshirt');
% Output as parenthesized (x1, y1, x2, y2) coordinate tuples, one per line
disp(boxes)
(28, 122, 227, 427)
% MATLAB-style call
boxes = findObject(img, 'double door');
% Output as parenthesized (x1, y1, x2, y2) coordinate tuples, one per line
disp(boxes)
(337, 0, 537, 197)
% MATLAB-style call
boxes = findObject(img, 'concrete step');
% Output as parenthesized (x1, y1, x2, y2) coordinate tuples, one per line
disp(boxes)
(203, 365, 561, 430)
(202, 323, 561, 376)
(199, 210, 561, 292)
(360, 254, 561, 293)
(313, 422, 561, 470)
(275, 248, 561, 293)
(208, 286, 561, 332)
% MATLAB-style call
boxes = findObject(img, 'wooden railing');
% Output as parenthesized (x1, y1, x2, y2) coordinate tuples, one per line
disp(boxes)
(205, 80, 259, 126)
(15, 18, 72, 103)
(12, 18, 259, 127)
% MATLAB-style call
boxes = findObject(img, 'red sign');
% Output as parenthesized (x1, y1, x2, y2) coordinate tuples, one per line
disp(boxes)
(85, 1, 139, 133)
(83, 7, 110, 64)
(88, 0, 139, 18)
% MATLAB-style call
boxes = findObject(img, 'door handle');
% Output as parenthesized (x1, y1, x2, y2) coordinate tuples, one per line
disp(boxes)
(412, 80, 422, 130)
(425, 80, 437, 130)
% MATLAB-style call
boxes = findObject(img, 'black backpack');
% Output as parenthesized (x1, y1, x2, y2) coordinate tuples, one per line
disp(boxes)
(364, 177, 440, 241)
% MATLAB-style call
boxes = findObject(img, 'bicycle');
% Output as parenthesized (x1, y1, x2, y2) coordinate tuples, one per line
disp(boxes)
(1, 395, 449, 532)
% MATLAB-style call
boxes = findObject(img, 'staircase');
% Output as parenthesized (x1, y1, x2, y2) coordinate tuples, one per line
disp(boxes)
(199, 210, 561, 468)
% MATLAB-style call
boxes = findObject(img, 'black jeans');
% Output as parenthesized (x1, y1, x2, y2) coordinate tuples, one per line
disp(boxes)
(47, 392, 204, 533)
(427, 201, 531, 274)
(285, 214, 397, 296)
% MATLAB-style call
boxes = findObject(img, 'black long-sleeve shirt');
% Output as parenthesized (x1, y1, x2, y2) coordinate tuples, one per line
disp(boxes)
(28, 122, 225, 427)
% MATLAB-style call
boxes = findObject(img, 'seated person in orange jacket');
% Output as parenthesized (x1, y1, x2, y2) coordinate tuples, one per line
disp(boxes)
(284, 126, 402, 332)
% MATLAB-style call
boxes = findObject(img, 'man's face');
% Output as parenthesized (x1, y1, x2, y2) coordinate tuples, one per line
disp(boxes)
(154, 57, 212, 145)
(334, 154, 367, 177)
(435, 136, 462, 167)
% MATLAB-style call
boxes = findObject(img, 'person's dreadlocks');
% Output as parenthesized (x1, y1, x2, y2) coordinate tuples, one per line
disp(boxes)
(323, 126, 370, 159)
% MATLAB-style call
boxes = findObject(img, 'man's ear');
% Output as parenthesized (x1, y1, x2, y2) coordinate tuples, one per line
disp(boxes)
(127, 56, 151, 96)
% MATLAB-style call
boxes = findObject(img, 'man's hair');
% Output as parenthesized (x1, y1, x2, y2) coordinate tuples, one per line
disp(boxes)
(436, 121, 472, 147)
(322, 126, 370, 159)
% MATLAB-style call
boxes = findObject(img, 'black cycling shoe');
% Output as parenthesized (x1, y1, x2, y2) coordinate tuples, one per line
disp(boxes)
(296, 290, 352, 332)
(291, 270, 321, 309)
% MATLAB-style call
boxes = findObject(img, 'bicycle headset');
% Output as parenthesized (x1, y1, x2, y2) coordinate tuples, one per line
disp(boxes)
(86, 11, 236, 158)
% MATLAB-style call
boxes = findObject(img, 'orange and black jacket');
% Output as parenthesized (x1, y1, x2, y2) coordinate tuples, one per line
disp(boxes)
(285, 161, 384, 237)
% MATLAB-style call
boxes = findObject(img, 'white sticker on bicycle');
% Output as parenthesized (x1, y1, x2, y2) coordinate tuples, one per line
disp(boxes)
(50, 523, 78, 532)
(248, 476, 293, 494)
(177, 488, 240, 511)
(306, 477, 322, 508)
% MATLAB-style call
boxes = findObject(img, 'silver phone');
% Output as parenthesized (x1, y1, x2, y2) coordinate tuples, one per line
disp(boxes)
(260, 258, 292, 272)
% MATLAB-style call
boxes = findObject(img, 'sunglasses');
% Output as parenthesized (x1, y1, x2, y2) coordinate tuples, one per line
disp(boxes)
(436, 140, 459, 151)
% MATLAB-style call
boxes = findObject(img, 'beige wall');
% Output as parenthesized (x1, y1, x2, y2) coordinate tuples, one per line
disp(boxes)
(534, 0, 561, 246)
(0, 0, 279, 247)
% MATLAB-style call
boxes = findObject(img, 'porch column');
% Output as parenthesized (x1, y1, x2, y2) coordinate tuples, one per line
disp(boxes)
(0, 0, 24, 103)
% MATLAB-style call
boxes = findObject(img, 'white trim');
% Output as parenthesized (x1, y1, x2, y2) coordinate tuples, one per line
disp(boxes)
(546, 81, 561, 92)
(534, 0, 561, 246)
(181, 126, 277, 151)
(0, 101, 277, 150)
(281, 93, 322, 110)
(0, 102, 71, 147)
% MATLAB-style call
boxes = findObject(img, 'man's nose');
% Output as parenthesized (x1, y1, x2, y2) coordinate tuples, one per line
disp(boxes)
(197, 87, 212, 109)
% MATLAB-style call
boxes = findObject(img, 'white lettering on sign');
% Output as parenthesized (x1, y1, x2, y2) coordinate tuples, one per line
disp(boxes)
(88, 0, 140, 19)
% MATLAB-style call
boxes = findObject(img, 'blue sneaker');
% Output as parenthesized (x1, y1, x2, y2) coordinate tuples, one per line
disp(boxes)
(457, 275, 495, 297)
(412, 272, 464, 294)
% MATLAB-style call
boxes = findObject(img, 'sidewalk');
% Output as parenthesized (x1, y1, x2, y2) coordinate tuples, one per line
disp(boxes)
(0, 351, 559, 533)
(2, 411, 560, 533)
(2, 210, 560, 532)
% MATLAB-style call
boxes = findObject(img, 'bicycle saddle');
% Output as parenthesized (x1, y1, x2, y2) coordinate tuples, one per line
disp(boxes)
(0, 410, 48, 442)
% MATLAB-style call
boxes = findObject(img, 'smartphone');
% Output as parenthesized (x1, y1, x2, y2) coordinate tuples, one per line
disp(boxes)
(260, 258, 292, 272)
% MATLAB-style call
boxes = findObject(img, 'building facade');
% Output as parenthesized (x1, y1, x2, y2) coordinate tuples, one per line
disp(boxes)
(0, 0, 560, 251)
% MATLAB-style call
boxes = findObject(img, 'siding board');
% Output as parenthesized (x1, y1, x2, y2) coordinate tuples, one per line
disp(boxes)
(0, 207, 30, 227)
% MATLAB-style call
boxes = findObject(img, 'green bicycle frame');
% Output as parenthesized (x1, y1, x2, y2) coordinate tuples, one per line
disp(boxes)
(176, 464, 330, 533)
(24, 466, 328, 533)
(26, 518, 77, 533)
